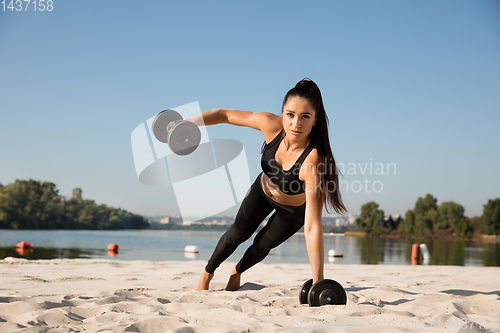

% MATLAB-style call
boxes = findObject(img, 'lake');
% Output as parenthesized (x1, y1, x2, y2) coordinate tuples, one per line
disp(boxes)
(0, 230, 499, 266)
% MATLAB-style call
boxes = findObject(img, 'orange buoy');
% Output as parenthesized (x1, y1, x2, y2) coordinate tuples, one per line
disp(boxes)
(107, 243, 119, 252)
(16, 241, 33, 249)
(411, 243, 420, 265)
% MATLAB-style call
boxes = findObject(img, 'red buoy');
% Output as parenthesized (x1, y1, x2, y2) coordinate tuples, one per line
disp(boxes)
(107, 243, 119, 252)
(411, 243, 420, 265)
(16, 241, 33, 249)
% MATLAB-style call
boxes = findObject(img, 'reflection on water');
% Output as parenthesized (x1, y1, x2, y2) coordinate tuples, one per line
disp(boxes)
(0, 230, 498, 266)
(0, 246, 101, 260)
(359, 238, 385, 264)
(353, 237, 500, 266)
(481, 242, 500, 266)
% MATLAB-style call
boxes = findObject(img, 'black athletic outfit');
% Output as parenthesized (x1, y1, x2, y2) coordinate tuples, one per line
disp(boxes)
(205, 130, 315, 274)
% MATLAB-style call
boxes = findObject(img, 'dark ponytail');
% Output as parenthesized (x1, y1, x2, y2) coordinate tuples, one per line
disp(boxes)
(282, 79, 347, 215)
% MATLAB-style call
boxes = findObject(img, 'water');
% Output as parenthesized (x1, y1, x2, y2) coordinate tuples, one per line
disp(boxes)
(0, 230, 499, 266)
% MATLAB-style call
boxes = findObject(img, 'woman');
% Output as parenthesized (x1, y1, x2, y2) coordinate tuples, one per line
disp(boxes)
(189, 79, 347, 291)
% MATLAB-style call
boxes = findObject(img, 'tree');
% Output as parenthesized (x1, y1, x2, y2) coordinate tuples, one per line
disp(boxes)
(481, 198, 500, 235)
(435, 201, 464, 230)
(0, 182, 7, 228)
(413, 194, 438, 234)
(0, 180, 63, 229)
(436, 201, 472, 236)
(384, 215, 401, 230)
(399, 210, 415, 235)
(355, 201, 385, 235)
(0, 180, 150, 230)
(470, 215, 483, 234)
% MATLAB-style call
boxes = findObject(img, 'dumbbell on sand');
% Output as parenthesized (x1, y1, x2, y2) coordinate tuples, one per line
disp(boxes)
(299, 278, 347, 307)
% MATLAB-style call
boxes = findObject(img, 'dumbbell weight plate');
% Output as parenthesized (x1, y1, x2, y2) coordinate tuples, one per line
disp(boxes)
(299, 279, 313, 305)
(151, 109, 183, 143)
(308, 279, 347, 307)
(167, 120, 201, 156)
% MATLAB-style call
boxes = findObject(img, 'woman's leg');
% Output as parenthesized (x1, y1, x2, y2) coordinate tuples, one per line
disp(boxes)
(234, 205, 305, 275)
(196, 177, 273, 290)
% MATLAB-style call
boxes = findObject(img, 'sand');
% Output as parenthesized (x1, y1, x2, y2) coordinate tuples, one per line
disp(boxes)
(0, 258, 499, 333)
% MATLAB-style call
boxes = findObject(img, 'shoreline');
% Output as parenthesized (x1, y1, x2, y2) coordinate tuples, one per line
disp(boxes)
(1, 258, 499, 332)
(344, 230, 500, 243)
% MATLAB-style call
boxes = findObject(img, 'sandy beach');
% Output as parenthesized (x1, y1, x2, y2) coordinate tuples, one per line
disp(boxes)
(0, 258, 499, 333)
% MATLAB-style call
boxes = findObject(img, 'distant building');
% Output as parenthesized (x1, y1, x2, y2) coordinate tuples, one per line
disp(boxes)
(321, 214, 358, 226)
(160, 217, 170, 224)
(182, 218, 234, 226)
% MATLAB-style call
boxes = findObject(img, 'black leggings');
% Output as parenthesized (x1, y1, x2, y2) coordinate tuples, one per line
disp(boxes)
(205, 173, 306, 274)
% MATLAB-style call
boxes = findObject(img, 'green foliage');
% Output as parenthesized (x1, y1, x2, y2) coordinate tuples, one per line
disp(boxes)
(396, 194, 474, 237)
(0, 179, 149, 230)
(470, 215, 484, 234)
(323, 224, 355, 234)
(413, 194, 437, 234)
(355, 195, 500, 238)
(384, 215, 401, 230)
(436, 201, 464, 230)
(355, 201, 385, 235)
(0, 180, 63, 229)
(399, 210, 415, 234)
(481, 198, 500, 235)
(454, 218, 473, 237)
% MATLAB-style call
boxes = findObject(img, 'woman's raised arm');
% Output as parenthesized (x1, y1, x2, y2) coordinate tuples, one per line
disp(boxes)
(186, 109, 282, 141)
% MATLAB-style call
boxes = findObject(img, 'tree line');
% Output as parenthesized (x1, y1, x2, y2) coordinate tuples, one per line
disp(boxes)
(355, 194, 500, 237)
(0, 179, 149, 230)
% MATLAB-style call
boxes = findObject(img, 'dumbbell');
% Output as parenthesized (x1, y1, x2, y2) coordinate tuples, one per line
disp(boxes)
(151, 109, 201, 156)
(299, 278, 347, 307)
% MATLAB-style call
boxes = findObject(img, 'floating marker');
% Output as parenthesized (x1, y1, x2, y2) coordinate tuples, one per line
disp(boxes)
(184, 245, 199, 253)
(411, 243, 420, 265)
(328, 249, 343, 257)
(108, 243, 119, 252)
(419, 243, 431, 265)
(16, 241, 33, 249)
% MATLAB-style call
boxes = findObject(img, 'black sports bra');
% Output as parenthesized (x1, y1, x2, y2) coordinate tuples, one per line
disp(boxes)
(261, 129, 315, 195)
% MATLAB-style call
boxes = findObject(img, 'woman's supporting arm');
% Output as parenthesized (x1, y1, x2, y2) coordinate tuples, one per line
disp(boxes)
(302, 150, 325, 283)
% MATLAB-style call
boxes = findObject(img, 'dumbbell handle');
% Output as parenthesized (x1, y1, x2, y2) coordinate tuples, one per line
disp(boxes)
(166, 119, 182, 132)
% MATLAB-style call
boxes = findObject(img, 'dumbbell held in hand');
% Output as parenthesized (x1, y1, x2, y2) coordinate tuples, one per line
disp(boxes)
(151, 109, 201, 156)
(299, 278, 347, 307)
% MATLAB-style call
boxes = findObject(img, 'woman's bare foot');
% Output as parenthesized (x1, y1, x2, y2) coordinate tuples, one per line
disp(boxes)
(225, 266, 241, 291)
(195, 270, 214, 290)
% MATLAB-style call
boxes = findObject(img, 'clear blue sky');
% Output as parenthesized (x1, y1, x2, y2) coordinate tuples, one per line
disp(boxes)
(1, 0, 499, 219)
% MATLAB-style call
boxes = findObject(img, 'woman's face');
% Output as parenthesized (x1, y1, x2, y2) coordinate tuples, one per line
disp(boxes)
(282, 96, 317, 141)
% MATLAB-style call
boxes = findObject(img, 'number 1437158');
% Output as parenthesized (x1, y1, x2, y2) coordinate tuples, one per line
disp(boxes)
(2, 0, 53, 11)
